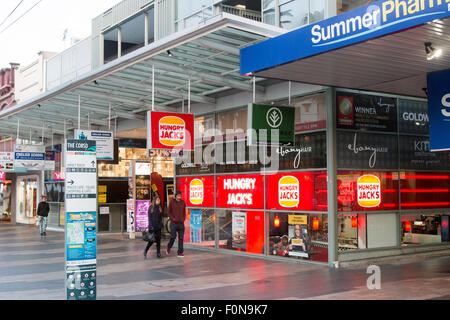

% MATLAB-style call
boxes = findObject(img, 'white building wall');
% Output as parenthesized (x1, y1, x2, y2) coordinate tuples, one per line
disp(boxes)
(15, 51, 56, 103)
(46, 37, 92, 91)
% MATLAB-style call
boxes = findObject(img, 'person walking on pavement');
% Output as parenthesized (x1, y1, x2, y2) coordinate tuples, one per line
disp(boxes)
(166, 190, 187, 258)
(144, 196, 163, 259)
(37, 195, 50, 236)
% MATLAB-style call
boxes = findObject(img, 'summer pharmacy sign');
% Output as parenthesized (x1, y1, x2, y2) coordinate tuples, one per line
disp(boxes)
(241, 0, 450, 75)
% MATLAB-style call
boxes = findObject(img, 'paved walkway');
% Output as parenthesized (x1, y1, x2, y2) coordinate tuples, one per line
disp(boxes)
(0, 224, 449, 300)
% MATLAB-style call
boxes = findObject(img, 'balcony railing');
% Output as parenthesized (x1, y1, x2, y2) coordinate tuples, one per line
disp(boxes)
(219, 4, 262, 22)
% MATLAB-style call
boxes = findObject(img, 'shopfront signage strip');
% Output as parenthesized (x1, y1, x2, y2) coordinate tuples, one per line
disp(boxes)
(241, 0, 450, 75)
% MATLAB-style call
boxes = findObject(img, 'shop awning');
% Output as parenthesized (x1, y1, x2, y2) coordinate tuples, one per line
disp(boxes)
(0, 13, 284, 142)
(241, 1, 450, 99)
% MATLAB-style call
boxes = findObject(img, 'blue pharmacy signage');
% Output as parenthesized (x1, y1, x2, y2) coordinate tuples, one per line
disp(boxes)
(427, 69, 450, 151)
(241, 0, 450, 75)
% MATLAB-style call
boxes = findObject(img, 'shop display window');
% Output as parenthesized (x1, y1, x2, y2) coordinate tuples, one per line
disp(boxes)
(401, 214, 449, 246)
(337, 171, 399, 212)
(338, 213, 365, 251)
(218, 210, 265, 255)
(0, 181, 11, 222)
(183, 209, 216, 248)
(400, 172, 450, 210)
(276, 93, 327, 133)
(269, 212, 328, 263)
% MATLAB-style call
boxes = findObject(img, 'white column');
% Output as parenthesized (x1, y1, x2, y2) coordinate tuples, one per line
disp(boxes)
(118, 27, 122, 58)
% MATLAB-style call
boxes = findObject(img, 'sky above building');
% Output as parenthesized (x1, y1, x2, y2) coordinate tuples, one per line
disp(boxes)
(0, 0, 122, 68)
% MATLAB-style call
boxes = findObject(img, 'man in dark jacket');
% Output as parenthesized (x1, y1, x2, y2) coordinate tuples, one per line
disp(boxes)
(166, 190, 187, 257)
(37, 194, 50, 236)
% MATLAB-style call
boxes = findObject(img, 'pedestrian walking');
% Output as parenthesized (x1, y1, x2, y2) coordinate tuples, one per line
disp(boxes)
(143, 196, 163, 259)
(37, 195, 50, 236)
(166, 190, 187, 258)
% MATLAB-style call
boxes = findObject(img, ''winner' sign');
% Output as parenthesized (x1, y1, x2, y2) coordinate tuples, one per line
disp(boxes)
(148, 111, 194, 152)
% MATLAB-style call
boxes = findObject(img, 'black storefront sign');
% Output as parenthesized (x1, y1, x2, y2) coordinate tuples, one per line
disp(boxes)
(270, 132, 327, 171)
(216, 142, 262, 173)
(175, 145, 214, 176)
(337, 131, 398, 170)
(337, 93, 397, 132)
(398, 99, 429, 135)
(399, 135, 450, 170)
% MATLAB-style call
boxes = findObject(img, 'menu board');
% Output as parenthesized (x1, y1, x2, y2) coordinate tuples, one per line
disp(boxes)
(337, 131, 398, 170)
(337, 93, 397, 132)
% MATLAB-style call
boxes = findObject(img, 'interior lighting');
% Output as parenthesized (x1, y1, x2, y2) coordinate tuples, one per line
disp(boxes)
(167, 50, 173, 57)
(274, 216, 280, 228)
(404, 221, 411, 232)
(313, 218, 319, 230)
(351, 217, 358, 228)
(425, 42, 442, 60)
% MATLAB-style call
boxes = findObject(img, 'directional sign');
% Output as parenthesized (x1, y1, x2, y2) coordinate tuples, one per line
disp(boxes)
(64, 140, 97, 301)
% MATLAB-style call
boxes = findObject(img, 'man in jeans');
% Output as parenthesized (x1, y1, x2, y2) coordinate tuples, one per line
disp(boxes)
(37, 194, 50, 236)
(166, 190, 187, 258)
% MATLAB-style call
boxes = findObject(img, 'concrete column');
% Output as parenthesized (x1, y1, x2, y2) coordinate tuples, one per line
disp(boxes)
(326, 87, 338, 267)
(99, 33, 105, 66)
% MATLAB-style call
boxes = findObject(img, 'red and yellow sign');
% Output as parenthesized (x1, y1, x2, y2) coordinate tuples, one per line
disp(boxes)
(278, 176, 300, 208)
(357, 175, 381, 208)
(149, 111, 194, 151)
(189, 179, 204, 205)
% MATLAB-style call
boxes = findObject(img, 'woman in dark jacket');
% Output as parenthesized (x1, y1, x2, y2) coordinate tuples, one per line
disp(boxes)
(143, 196, 163, 259)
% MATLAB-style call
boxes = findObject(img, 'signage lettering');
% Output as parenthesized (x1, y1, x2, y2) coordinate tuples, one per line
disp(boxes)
(223, 178, 256, 191)
(442, 93, 450, 117)
(403, 112, 429, 122)
(347, 133, 389, 168)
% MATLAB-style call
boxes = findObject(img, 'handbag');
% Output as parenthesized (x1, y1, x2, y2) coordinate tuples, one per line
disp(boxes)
(142, 229, 155, 242)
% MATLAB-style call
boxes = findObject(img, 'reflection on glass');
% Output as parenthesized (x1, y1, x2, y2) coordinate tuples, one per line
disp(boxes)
(269, 212, 328, 263)
(309, 0, 325, 23)
(401, 214, 449, 246)
(184, 209, 216, 248)
(280, 0, 309, 30)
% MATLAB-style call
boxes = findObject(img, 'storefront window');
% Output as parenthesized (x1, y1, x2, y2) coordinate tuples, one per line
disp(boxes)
(337, 0, 377, 14)
(401, 214, 449, 246)
(269, 212, 328, 263)
(216, 107, 247, 138)
(280, 0, 309, 30)
(16, 176, 39, 225)
(195, 114, 215, 145)
(400, 172, 450, 210)
(184, 209, 216, 248)
(337, 171, 399, 212)
(218, 210, 265, 255)
(0, 181, 12, 222)
(309, 0, 325, 23)
(339, 213, 398, 251)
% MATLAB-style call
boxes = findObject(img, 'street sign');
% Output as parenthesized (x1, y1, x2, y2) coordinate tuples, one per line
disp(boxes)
(64, 139, 97, 300)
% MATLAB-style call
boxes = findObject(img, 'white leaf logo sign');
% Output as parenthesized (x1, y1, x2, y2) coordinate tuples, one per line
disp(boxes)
(266, 107, 283, 128)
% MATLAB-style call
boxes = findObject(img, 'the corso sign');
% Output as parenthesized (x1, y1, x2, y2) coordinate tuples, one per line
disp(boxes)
(148, 111, 194, 151)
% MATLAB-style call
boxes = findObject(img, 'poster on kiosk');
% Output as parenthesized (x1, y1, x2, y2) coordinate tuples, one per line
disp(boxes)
(64, 140, 97, 300)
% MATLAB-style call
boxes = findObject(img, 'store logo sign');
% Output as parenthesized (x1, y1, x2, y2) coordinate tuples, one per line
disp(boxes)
(442, 93, 450, 118)
(266, 107, 283, 128)
(189, 179, 204, 205)
(279, 176, 300, 208)
(0, 171, 5, 180)
(357, 175, 381, 208)
(159, 116, 186, 147)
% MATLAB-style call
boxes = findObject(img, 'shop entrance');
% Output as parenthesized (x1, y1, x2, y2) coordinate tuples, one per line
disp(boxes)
(16, 176, 39, 225)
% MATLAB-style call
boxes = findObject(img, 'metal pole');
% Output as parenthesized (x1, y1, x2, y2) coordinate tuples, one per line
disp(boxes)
(29, 128, 31, 145)
(188, 78, 191, 114)
(326, 87, 338, 268)
(17, 119, 20, 143)
(78, 95, 81, 130)
(42, 124, 44, 144)
(288, 81, 292, 105)
(114, 118, 117, 138)
(88, 112, 90, 130)
(253, 77, 256, 103)
(109, 103, 111, 131)
(152, 65, 155, 111)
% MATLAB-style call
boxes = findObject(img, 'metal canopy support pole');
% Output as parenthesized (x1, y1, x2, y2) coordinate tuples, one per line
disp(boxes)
(88, 112, 90, 130)
(42, 124, 45, 144)
(152, 65, 155, 111)
(188, 78, 191, 114)
(109, 103, 111, 131)
(253, 77, 256, 103)
(17, 119, 20, 143)
(78, 95, 81, 130)
(182, 99, 185, 114)
(288, 81, 292, 105)
(326, 87, 338, 268)
(29, 128, 31, 145)
(51, 129, 54, 148)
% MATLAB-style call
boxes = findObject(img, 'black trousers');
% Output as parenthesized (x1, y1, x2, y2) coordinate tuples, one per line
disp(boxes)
(167, 223, 185, 255)
(144, 230, 161, 255)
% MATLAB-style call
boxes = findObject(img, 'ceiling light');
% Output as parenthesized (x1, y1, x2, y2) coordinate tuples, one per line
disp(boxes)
(167, 50, 173, 57)
(425, 42, 442, 60)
